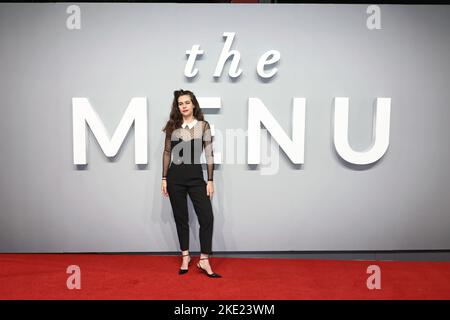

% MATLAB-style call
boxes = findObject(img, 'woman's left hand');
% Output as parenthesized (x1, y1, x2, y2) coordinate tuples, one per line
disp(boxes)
(206, 181, 214, 199)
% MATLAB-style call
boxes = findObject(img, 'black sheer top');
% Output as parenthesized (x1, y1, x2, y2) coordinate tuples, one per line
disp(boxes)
(162, 120, 214, 181)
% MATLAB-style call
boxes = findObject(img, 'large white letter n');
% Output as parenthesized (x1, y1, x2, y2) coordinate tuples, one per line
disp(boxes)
(72, 97, 148, 165)
(248, 97, 305, 164)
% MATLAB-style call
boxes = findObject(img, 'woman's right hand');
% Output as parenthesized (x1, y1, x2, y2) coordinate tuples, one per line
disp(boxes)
(161, 179, 169, 197)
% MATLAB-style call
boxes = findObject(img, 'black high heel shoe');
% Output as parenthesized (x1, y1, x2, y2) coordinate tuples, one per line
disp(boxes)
(196, 257, 222, 278)
(179, 253, 191, 275)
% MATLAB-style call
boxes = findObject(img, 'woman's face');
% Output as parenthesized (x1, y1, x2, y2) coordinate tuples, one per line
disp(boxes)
(178, 94, 194, 117)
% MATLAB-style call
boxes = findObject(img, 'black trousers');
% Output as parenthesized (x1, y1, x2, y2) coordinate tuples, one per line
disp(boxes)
(166, 163, 214, 254)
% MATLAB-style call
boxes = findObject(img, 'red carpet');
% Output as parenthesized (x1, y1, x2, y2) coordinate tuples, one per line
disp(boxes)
(1, 254, 449, 300)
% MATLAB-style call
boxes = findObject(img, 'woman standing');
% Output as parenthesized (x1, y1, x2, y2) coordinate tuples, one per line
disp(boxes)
(161, 89, 222, 278)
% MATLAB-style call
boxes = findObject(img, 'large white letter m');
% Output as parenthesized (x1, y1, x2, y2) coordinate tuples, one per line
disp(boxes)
(72, 97, 148, 165)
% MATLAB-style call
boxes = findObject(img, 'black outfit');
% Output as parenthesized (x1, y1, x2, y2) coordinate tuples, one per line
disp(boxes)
(162, 120, 215, 254)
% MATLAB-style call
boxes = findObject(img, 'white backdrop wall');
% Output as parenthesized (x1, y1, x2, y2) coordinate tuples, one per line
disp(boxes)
(0, 3, 449, 252)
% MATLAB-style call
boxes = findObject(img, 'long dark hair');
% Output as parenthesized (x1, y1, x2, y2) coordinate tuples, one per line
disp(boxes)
(162, 89, 205, 136)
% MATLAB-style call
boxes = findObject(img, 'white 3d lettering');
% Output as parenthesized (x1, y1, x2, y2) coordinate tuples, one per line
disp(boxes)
(72, 96, 391, 166)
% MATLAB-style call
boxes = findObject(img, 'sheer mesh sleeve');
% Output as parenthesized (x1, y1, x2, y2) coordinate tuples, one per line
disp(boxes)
(203, 121, 214, 181)
(162, 131, 171, 179)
